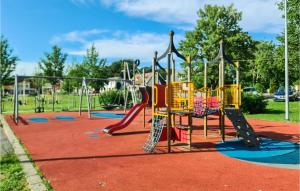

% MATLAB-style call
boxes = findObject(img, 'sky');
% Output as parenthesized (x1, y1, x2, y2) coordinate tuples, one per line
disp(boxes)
(1, 0, 284, 75)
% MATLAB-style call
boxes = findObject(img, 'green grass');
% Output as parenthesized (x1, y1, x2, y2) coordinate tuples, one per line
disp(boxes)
(2, 94, 104, 113)
(245, 100, 300, 123)
(0, 154, 30, 191)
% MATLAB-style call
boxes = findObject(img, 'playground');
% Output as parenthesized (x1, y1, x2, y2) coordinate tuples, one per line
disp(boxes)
(4, 110, 299, 191)
(1, 31, 298, 191)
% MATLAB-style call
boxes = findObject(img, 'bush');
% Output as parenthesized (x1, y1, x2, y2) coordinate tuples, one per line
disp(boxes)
(99, 90, 125, 106)
(254, 83, 264, 93)
(241, 94, 267, 114)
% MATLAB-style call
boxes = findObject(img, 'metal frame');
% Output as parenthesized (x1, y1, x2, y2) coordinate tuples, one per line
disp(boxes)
(12, 75, 133, 125)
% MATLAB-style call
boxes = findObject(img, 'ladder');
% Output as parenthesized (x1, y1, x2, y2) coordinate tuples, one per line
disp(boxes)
(143, 115, 166, 153)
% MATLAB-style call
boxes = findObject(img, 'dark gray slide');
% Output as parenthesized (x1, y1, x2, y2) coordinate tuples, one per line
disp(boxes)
(224, 108, 260, 147)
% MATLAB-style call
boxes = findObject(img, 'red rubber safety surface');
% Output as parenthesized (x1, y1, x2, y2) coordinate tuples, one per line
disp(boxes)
(5, 111, 300, 191)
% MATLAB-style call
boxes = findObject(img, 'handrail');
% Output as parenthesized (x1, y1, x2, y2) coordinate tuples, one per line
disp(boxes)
(154, 86, 158, 106)
(165, 86, 168, 106)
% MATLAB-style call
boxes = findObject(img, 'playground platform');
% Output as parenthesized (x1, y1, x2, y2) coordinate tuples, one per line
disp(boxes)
(4, 111, 300, 191)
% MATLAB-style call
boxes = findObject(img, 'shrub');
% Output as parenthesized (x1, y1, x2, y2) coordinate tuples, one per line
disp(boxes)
(241, 94, 267, 114)
(254, 83, 264, 93)
(99, 90, 125, 106)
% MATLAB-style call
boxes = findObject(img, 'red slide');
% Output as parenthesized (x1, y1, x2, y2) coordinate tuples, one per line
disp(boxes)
(103, 87, 149, 135)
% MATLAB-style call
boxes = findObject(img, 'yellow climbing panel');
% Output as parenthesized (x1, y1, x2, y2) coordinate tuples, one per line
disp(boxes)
(223, 84, 241, 108)
(169, 82, 194, 112)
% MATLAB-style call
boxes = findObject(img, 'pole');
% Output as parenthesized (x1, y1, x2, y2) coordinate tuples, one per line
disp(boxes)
(14, 75, 19, 124)
(187, 55, 192, 148)
(123, 61, 127, 113)
(152, 52, 157, 133)
(167, 53, 171, 153)
(284, 0, 289, 120)
(236, 61, 240, 108)
(143, 68, 146, 128)
(220, 40, 225, 142)
(84, 78, 91, 119)
(23, 80, 25, 104)
(79, 78, 84, 116)
(204, 60, 208, 138)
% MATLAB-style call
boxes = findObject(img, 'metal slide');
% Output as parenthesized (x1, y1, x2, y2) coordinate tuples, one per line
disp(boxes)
(103, 87, 149, 135)
(224, 108, 260, 147)
(143, 116, 166, 153)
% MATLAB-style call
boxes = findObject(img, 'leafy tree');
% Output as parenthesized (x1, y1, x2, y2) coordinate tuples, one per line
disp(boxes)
(62, 61, 87, 93)
(179, 4, 256, 88)
(252, 41, 277, 92)
(39, 45, 67, 110)
(107, 59, 136, 78)
(81, 44, 108, 92)
(108, 60, 124, 78)
(39, 45, 67, 85)
(0, 36, 18, 84)
(0, 36, 19, 113)
(275, 0, 300, 86)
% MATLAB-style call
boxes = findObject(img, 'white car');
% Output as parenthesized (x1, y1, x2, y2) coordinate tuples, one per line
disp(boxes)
(243, 87, 258, 95)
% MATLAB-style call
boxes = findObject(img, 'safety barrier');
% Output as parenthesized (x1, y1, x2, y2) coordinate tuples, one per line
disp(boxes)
(170, 82, 194, 112)
(223, 84, 241, 108)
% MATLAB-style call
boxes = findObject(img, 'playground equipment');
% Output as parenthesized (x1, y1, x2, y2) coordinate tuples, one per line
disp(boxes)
(34, 96, 45, 113)
(103, 87, 149, 135)
(144, 31, 194, 153)
(195, 40, 260, 147)
(143, 32, 260, 153)
(12, 75, 132, 124)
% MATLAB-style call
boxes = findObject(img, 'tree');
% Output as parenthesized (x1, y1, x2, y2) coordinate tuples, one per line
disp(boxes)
(252, 41, 277, 92)
(107, 59, 136, 78)
(179, 4, 256, 88)
(39, 45, 67, 110)
(39, 45, 67, 85)
(275, 0, 300, 86)
(62, 61, 87, 93)
(0, 36, 19, 113)
(81, 45, 108, 92)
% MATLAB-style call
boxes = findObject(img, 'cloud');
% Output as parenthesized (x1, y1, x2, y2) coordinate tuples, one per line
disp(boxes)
(97, 0, 283, 34)
(63, 30, 184, 62)
(50, 29, 107, 44)
(14, 61, 39, 75)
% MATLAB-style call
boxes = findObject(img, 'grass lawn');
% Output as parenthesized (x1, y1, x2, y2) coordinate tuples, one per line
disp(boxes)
(0, 154, 29, 191)
(246, 100, 300, 123)
(2, 94, 105, 113)
(3, 94, 299, 123)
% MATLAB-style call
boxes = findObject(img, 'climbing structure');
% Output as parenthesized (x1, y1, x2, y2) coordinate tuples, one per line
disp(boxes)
(224, 108, 260, 146)
(143, 115, 166, 153)
(195, 41, 260, 146)
(143, 31, 194, 153)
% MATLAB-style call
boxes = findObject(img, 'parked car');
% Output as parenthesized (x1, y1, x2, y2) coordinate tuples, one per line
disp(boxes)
(243, 87, 258, 95)
(273, 86, 297, 101)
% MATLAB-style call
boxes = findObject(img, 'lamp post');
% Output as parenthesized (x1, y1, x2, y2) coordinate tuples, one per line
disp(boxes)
(284, 0, 289, 120)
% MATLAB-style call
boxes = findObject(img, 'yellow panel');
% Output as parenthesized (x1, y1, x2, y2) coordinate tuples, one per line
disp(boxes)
(170, 82, 194, 112)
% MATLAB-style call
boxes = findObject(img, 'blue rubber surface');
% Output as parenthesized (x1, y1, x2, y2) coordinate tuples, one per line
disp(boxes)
(91, 112, 125, 119)
(217, 139, 299, 165)
(28, 117, 49, 122)
(55, 116, 76, 121)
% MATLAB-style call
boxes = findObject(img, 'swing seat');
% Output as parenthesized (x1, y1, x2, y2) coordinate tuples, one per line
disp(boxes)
(102, 104, 119, 110)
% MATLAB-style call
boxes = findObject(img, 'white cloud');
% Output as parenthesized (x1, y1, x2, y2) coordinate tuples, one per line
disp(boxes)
(64, 30, 184, 62)
(51, 29, 107, 44)
(14, 61, 39, 76)
(96, 0, 283, 34)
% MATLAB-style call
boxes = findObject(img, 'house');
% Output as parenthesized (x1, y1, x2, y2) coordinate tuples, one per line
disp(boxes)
(134, 72, 152, 86)
(100, 77, 123, 92)
(3, 79, 36, 95)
